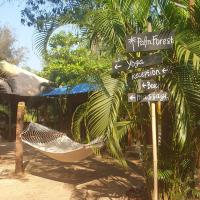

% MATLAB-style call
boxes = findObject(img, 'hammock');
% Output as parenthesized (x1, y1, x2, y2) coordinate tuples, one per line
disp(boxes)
(21, 122, 104, 162)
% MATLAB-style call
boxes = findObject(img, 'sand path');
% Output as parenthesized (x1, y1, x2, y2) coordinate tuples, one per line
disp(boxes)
(0, 142, 144, 200)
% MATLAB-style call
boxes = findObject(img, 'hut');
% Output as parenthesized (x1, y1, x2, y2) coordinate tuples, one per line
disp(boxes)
(0, 61, 96, 140)
(0, 60, 50, 140)
(41, 83, 96, 134)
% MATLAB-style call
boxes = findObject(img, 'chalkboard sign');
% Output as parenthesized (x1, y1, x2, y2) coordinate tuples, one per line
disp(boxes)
(126, 31, 174, 52)
(132, 67, 169, 80)
(139, 80, 159, 92)
(128, 91, 168, 102)
(112, 54, 163, 73)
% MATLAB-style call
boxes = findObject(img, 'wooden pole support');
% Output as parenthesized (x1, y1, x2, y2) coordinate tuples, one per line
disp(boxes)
(15, 101, 25, 174)
(151, 102, 158, 200)
(157, 101, 162, 145)
(147, 20, 158, 200)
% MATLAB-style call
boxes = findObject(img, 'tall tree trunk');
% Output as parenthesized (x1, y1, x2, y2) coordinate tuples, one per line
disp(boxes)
(15, 102, 25, 174)
(189, 0, 195, 26)
(189, 0, 195, 7)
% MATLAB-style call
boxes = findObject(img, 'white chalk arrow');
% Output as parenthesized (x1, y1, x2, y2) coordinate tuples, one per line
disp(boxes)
(142, 82, 147, 88)
(129, 95, 136, 101)
(114, 64, 122, 70)
(162, 68, 168, 74)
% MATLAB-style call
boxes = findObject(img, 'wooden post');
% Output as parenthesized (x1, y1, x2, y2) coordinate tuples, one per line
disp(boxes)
(189, 0, 195, 26)
(147, 19, 158, 200)
(10, 97, 18, 141)
(151, 102, 158, 200)
(157, 101, 162, 145)
(15, 102, 25, 174)
(8, 97, 12, 140)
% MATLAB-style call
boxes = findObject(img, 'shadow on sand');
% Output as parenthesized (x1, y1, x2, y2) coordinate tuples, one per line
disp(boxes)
(1, 142, 146, 199)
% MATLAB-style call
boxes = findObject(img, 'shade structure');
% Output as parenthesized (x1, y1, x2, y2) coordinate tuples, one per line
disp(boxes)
(0, 60, 50, 96)
(41, 83, 97, 96)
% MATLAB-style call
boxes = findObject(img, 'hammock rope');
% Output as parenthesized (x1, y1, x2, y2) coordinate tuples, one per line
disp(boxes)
(21, 122, 104, 162)
(22, 122, 67, 144)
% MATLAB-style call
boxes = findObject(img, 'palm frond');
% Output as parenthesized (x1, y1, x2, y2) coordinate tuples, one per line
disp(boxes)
(72, 75, 131, 167)
(164, 66, 190, 149)
(133, 0, 151, 28)
(176, 32, 200, 72)
(33, 21, 60, 56)
(86, 76, 126, 138)
(158, 169, 173, 183)
(191, 189, 200, 198)
(90, 9, 126, 52)
(71, 102, 88, 141)
(159, 0, 188, 29)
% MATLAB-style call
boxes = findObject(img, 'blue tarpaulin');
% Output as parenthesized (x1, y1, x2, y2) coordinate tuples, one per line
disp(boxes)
(41, 83, 97, 96)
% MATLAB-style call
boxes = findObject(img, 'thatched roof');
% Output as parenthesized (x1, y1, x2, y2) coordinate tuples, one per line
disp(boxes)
(0, 79, 12, 94)
(0, 61, 49, 96)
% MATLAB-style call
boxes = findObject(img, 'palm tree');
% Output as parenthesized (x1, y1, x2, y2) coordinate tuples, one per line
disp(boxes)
(72, 1, 200, 199)
(31, 0, 200, 198)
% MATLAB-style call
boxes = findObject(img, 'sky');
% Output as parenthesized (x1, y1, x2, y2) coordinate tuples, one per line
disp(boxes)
(0, 0, 78, 72)
(0, 1, 44, 71)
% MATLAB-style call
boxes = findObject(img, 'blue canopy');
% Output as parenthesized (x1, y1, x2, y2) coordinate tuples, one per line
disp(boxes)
(41, 83, 97, 96)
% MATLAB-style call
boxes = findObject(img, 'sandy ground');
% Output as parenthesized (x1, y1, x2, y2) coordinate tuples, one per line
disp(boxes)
(0, 142, 145, 200)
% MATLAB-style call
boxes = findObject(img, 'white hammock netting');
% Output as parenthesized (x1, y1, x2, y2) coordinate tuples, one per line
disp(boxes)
(21, 122, 104, 162)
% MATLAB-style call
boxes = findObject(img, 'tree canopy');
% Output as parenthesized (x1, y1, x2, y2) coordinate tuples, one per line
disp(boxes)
(0, 26, 26, 65)
(21, 0, 98, 28)
(19, 1, 200, 199)
(40, 31, 112, 86)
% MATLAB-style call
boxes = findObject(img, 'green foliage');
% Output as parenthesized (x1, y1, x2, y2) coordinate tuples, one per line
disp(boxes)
(22, 0, 200, 199)
(72, 75, 131, 167)
(176, 32, 200, 72)
(71, 102, 87, 141)
(0, 104, 8, 115)
(40, 32, 112, 85)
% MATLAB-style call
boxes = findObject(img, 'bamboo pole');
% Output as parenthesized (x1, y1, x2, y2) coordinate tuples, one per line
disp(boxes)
(151, 102, 158, 200)
(147, 19, 158, 200)
(157, 101, 162, 146)
(15, 102, 25, 174)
